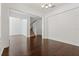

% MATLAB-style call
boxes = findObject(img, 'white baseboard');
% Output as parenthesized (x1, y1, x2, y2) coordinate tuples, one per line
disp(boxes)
(43, 37, 79, 47)
(48, 38, 79, 46)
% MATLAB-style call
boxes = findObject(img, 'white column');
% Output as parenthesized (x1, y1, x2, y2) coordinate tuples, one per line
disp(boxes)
(0, 3, 1, 38)
(27, 15, 30, 37)
(1, 4, 9, 48)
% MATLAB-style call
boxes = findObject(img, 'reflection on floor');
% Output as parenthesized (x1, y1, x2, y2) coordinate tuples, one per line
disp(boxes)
(2, 35, 79, 56)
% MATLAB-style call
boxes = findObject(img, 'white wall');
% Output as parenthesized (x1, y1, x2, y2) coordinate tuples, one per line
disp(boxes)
(45, 4, 79, 46)
(9, 17, 27, 36)
(9, 17, 22, 35)
(9, 9, 27, 36)
(0, 3, 1, 38)
(21, 19, 27, 36)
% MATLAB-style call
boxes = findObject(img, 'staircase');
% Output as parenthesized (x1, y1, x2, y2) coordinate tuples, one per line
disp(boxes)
(30, 19, 38, 38)
(30, 26, 36, 38)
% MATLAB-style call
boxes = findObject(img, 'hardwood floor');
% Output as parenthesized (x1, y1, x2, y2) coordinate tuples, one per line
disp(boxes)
(2, 47, 9, 56)
(2, 35, 79, 56)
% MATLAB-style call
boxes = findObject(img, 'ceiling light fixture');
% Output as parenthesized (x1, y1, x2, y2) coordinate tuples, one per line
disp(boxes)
(41, 3, 54, 8)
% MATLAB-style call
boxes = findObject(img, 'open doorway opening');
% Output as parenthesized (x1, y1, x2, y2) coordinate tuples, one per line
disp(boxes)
(30, 16, 42, 37)
(29, 16, 42, 55)
(9, 9, 28, 56)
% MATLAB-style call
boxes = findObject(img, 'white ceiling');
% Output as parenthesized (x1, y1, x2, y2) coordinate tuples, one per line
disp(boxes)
(24, 3, 66, 14)
(5, 3, 68, 19)
(5, 3, 67, 17)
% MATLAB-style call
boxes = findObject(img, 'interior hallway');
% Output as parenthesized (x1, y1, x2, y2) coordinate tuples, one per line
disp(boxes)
(2, 35, 79, 56)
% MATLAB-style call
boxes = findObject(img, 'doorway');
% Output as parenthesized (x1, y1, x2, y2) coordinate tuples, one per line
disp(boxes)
(9, 9, 28, 56)
(29, 16, 42, 55)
